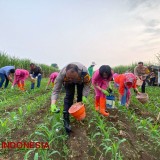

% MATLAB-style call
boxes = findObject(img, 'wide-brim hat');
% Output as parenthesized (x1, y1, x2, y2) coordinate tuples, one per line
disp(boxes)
(91, 62, 96, 65)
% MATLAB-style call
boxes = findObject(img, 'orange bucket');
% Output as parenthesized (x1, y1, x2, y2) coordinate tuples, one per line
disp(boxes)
(69, 102, 86, 120)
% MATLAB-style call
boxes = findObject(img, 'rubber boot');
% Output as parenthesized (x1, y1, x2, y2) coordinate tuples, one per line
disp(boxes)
(99, 97, 109, 116)
(17, 82, 22, 90)
(63, 111, 71, 134)
(21, 83, 25, 91)
(95, 96, 100, 111)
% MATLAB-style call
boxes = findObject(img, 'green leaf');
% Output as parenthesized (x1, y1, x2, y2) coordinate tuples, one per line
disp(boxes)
(34, 153, 38, 160)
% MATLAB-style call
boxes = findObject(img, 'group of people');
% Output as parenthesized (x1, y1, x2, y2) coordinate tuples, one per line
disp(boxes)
(0, 61, 150, 135)
(0, 63, 42, 90)
(50, 61, 150, 134)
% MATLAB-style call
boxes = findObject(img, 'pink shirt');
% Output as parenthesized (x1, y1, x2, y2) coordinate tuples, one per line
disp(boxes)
(92, 70, 113, 88)
(92, 69, 113, 97)
(48, 72, 59, 85)
(13, 69, 29, 85)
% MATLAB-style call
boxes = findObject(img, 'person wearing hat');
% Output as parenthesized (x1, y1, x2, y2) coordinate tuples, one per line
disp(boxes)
(113, 73, 140, 108)
(51, 62, 91, 134)
(134, 62, 150, 93)
(88, 62, 96, 78)
(11, 69, 30, 91)
(0, 66, 15, 89)
(92, 65, 113, 116)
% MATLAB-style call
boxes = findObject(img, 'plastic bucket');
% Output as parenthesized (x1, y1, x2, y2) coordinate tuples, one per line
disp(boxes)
(136, 93, 149, 104)
(69, 102, 86, 120)
(106, 95, 115, 108)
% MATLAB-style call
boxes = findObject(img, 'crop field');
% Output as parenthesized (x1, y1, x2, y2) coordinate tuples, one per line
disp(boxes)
(0, 79, 160, 160)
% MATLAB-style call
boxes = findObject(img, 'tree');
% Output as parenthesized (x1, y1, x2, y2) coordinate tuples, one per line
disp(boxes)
(156, 53, 160, 65)
(51, 63, 58, 69)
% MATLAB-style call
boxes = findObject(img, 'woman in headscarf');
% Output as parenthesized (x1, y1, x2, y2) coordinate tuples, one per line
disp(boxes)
(113, 73, 140, 108)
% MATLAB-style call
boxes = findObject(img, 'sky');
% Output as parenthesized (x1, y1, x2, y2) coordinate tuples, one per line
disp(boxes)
(0, 0, 160, 69)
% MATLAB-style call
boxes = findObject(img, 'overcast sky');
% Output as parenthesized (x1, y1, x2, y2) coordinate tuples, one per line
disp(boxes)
(0, 0, 160, 69)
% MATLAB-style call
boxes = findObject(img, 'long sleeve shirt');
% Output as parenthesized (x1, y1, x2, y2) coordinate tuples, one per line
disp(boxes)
(30, 66, 42, 76)
(134, 66, 149, 80)
(92, 69, 113, 88)
(0, 66, 15, 76)
(13, 69, 29, 85)
(51, 62, 91, 100)
(114, 73, 137, 95)
(48, 72, 59, 85)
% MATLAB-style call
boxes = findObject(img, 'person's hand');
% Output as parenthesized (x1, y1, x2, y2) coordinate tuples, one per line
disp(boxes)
(108, 88, 113, 93)
(82, 96, 88, 104)
(137, 91, 141, 95)
(31, 78, 36, 83)
(51, 104, 60, 113)
(118, 101, 121, 106)
(126, 103, 129, 109)
(102, 89, 109, 96)
(38, 73, 41, 76)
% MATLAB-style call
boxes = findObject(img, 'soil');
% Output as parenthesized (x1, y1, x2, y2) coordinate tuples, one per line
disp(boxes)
(0, 100, 51, 160)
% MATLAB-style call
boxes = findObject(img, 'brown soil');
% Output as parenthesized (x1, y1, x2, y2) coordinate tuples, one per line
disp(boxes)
(0, 100, 50, 160)
(116, 111, 158, 160)
(67, 120, 91, 160)
(129, 104, 156, 120)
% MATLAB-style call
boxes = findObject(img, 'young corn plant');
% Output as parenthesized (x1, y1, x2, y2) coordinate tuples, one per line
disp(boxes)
(0, 119, 10, 138)
(7, 112, 20, 129)
(110, 138, 126, 160)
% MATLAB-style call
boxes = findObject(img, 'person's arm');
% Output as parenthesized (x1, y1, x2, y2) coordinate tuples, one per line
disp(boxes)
(51, 73, 64, 104)
(47, 78, 51, 86)
(92, 71, 102, 91)
(118, 82, 124, 101)
(134, 67, 138, 75)
(133, 81, 140, 94)
(37, 66, 42, 75)
(7, 74, 13, 83)
(82, 73, 91, 97)
(12, 74, 18, 86)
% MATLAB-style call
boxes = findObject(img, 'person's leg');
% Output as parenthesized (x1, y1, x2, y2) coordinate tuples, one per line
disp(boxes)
(99, 82, 109, 116)
(141, 80, 146, 93)
(17, 81, 21, 90)
(121, 88, 127, 106)
(0, 73, 5, 88)
(153, 77, 156, 86)
(94, 88, 101, 111)
(126, 89, 131, 108)
(31, 75, 36, 89)
(37, 75, 42, 88)
(4, 75, 9, 88)
(51, 79, 55, 88)
(99, 96, 109, 116)
(63, 83, 75, 134)
(21, 80, 25, 91)
(150, 78, 153, 86)
(76, 83, 84, 102)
